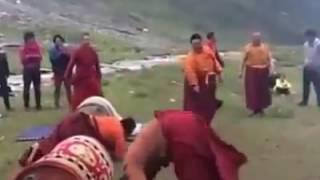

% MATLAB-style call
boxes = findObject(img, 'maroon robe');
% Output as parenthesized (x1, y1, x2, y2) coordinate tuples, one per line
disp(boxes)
(65, 43, 102, 110)
(184, 74, 218, 123)
(245, 66, 271, 111)
(157, 110, 247, 180)
(124, 110, 247, 180)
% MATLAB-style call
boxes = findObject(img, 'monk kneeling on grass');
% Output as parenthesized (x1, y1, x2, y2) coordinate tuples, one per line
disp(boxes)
(239, 32, 272, 116)
(123, 110, 247, 180)
(18, 96, 136, 166)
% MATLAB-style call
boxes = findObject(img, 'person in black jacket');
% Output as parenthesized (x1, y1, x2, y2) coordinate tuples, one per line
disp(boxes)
(0, 43, 12, 110)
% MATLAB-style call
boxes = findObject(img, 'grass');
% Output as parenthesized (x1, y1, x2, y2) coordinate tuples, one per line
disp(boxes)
(1, 47, 320, 180)
(0, 24, 144, 74)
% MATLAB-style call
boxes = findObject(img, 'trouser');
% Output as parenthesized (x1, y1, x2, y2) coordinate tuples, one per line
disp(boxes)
(302, 65, 320, 105)
(0, 76, 10, 110)
(54, 76, 71, 108)
(23, 67, 41, 109)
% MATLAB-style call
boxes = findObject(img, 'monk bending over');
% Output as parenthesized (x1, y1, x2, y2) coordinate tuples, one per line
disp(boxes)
(123, 110, 247, 180)
(19, 96, 136, 166)
(183, 33, 223, 123)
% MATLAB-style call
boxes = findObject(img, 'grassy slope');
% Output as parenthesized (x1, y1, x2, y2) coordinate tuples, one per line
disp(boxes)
(1, 47, 320, 179)
(102, 0, 320, 47)
(0, 24, 144, 73)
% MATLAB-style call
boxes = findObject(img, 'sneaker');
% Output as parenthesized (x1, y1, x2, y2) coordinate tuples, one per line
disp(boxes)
(298, 102, 307, 107)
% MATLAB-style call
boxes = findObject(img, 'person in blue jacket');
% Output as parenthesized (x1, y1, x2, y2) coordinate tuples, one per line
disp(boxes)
(48, 34, 71, 108)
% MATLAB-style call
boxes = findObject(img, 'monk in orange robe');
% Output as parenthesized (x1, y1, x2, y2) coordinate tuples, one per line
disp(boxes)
(18, 97, 136, 167)
(203, 32, 224, 67)
(183, 33, 223, 123)
(64, 32, 103, 110)
(123, 110, 247, 180)
(239, 32, 272, 116)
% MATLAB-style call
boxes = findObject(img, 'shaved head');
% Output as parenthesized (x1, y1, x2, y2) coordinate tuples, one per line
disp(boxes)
(251, 32, 262, 45)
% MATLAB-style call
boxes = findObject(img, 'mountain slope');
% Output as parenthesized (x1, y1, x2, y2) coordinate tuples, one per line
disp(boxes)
(1, 0, 319, 48)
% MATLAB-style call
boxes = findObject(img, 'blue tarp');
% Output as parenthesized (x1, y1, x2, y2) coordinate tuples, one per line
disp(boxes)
(16, 125, 54, 142)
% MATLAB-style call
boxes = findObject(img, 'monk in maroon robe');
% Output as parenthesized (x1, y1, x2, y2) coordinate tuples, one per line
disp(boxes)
(239, 32, 272, 116)
(183, 33, 223, 123)
(18, 97, 136, 167)
(123, 110, 247, 180)
(64, 32, 103, 110)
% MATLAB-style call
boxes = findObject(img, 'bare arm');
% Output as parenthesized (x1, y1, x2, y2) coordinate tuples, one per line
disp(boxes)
(64, 53, 76, 80)
(239, 54, 247, 78)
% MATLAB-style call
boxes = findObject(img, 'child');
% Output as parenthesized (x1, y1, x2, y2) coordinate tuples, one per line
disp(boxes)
(273, 74, 292, 96)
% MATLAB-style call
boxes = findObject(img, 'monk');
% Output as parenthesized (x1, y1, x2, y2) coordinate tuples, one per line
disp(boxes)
(183, 33, 223, 123)
(239, 32, 272, 116)
(19, 96, 136, 166)
(64, 32, 103, 110)
(203, 32, 224, 67)
(123, 110, 247, 180)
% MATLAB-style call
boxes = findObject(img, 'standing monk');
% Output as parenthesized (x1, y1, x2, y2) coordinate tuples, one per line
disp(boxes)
(20, 31, 42, 110)
(239, 32, 272, 116)
(183, 33, 222, 123)
(123, 110, 247, 180)
(64, 32, 102, 110)
(49, 34, 71, 108)
(204, 32, 224, 67)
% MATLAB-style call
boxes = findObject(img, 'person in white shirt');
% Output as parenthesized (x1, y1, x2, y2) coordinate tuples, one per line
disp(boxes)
(299, 29, 320, 106)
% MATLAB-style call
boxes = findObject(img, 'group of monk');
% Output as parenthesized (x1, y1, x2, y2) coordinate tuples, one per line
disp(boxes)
(11, 32, 247, 180)
(14, 95, 247, 180)
(9, 27, 313, 179)
(183, 31, 273, 120)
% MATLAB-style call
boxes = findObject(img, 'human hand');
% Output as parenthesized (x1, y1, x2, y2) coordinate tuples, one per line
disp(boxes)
(192, 85, 200, 93)
(238, 72, 243, 79)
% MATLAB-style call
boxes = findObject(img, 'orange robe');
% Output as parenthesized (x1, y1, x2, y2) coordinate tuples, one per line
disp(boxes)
(183, 50, 222, 123)
(19, 113, 126, 166)
(203, 40, 224, 67)
(243, 43, 272, 111)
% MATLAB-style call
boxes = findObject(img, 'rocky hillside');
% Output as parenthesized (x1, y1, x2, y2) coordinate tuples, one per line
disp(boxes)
(0, 0, 319, 48)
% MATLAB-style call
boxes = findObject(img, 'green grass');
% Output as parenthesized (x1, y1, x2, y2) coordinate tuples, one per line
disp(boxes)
(1, 47, 320, 180)
(0, 24, 144, 74)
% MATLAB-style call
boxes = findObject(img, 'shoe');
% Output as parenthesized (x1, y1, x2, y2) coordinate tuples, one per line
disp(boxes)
(216, 99, 223, 110)
(257, 110, 265, 117)
(25, 106, 30, 111)
(36, 106, 42, 111)
(248, 112, 257, 117)
(298, 102, 307, 107)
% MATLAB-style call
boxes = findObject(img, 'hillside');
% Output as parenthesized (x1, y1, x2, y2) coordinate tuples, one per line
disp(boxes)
(0, 0, 319, 48)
